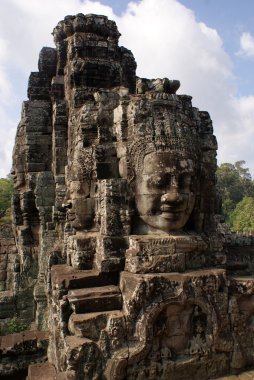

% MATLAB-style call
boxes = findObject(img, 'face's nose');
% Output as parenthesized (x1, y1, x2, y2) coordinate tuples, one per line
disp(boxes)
(161, 191, 183, 204)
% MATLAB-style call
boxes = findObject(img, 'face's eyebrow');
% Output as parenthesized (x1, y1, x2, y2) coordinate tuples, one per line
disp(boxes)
(162, 168, 194, 174)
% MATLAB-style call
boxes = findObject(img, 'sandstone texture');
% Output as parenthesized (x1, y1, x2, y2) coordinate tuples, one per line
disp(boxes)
(0, 225, 16, 326)
(0, 13, 254, 380)
(0, 330, 49, 377)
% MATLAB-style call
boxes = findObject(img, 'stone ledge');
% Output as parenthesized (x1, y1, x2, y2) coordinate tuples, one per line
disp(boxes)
(0, 330, 49, 354)
(214, 370, 254, 379)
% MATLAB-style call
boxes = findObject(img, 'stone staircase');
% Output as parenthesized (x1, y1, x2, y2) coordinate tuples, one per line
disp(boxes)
(27, 362, 75, 380)
(47, 263, 125, 379)
(68, 309, 123, 338)
(27, 261, 124, 379)
(50, 264, 119, 291)
(214, 371, 254, 379)
(0, 330, 49, 379)
(67, 285, 122, 314)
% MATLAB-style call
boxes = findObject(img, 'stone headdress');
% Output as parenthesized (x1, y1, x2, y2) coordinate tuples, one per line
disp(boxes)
(125, 96, 201, 180)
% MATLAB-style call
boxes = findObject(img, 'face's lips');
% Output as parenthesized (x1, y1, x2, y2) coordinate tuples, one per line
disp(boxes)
(160, 205, 185, 213)
(160, 212, 182, 220)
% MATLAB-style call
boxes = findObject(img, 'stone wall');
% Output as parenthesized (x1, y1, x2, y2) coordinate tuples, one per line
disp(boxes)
(0, 330, 48, 377)
(0, 225, 16, 326)
(217, 223, 254, 275)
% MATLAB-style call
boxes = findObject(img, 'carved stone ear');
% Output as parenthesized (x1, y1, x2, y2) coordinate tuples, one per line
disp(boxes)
(128, 168, 136, 186)
(119, 157, 128, 179)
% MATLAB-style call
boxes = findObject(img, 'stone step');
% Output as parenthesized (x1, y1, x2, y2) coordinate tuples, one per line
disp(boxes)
(27, 362, 56, 380)
(64, 336, 95, 374)
(67, 285, 122, 313)
(0, 330, 49, 354)
(51, 264, 118, 290)
(214, 370, 254, 379)
(68, 310, 124, 338)
(55, 371, 76, 380)
(27, 362, 75, 380)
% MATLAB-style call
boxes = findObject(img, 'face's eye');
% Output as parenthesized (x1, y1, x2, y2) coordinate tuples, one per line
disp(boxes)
(147, 175, 165, 188)
(179, 175, 193, 189)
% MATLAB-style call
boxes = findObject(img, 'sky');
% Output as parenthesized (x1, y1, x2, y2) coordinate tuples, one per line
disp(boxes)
(0, 0, 254, 177)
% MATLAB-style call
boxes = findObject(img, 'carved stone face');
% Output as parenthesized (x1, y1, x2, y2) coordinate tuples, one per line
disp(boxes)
(135, 152, 196, 233)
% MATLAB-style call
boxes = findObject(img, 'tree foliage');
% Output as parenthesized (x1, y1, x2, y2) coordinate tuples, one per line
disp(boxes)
(229, 196, 254, 231)
(216, 161, 254, 221)
(0, 316, 29, 335)
(0, 177, 13, 223)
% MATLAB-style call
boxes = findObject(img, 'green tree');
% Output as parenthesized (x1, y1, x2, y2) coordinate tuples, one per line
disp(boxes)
(216, 161, 254, 220)
(0, 177, 13, 222)
(0, 316, 29, 335)
(229, 196, 254, 231)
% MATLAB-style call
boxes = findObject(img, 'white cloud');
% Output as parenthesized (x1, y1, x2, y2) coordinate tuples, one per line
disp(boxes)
(0, 105, 16, 178)
(0, 0, 254, 177)
(0, 37, 9, 61)
(117, 0, 254, 174)
(0, 0, 115, 74)
(216, 96, 254, 167)
(239, 32, 254, 57)
(0, 67, 11, 104)
(0, 37, 12, 102)
(0, 0, 116, 178)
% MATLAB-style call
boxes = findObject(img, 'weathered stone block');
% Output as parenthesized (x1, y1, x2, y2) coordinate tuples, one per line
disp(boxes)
(67, 234, 96, 270)
(38, 47, 57, 75)
(28, 72, 52, 100)
(68, 285, 122, 313)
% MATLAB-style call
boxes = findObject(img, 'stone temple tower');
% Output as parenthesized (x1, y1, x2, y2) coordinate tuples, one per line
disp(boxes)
(2, 12, 254, 380)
